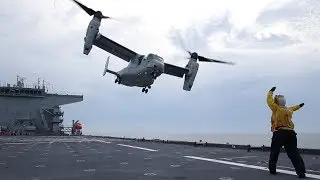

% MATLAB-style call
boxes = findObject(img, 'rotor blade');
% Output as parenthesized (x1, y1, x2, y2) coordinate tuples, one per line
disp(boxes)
(107, 16, 139, 23)
(171, 54, 190, 60)
(198, 55, 235, 65)
(72, 0, 96, 16)
(173, 31, 191, 56)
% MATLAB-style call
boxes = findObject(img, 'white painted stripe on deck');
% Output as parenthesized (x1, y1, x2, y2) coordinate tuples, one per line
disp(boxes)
(278, 165, 320, 173)
(95, 140, 111, 144)
(184, 156, 320, 179)
(5, 143, 31, 145)
(117, 144, 158, 152)
(221, 156, 258, 161)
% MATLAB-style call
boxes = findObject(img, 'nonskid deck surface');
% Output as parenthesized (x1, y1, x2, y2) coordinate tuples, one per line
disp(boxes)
(0, 136, 320, 180)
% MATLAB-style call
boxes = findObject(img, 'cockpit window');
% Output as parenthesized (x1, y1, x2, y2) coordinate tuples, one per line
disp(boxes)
(146, 54, 154, 60)
(158, 57, 164, 62)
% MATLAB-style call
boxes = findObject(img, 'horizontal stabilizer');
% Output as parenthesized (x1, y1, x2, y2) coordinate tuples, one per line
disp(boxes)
(103, 56, 110, 76)
(103, 56, 119, 77)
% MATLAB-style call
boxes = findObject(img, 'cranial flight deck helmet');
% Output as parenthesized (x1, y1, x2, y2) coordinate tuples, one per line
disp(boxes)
(274, 95, 286, 107)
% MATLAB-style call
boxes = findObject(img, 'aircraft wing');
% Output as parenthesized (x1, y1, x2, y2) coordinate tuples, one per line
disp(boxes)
(163, 63, 189, 78)
(93, 34, 138, 62)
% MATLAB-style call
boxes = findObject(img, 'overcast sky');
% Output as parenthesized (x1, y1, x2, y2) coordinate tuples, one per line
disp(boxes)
(1, 0, 320, 138)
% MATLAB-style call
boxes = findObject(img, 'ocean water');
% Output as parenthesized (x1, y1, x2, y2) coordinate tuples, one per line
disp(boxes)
(159, 133, 320, 149)
(95, 132, 320, 149)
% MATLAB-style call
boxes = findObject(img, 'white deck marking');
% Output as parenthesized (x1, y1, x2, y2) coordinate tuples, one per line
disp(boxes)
(5, 143, 31, 145)
(184, 156, 320, 179)
(278, 165, 320, 173)
(95, 140, 111, 144)
(35, 165, 46, 168)
(219, 177, 234, 180)
(144, 173, 157, 176)
(117, 144, 158, 152)
(83, 169, 95, 172)
(221, 156, 258, 161)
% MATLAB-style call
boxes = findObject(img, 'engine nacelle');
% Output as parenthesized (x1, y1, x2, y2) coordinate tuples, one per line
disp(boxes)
(183, 60, 199, 91)
(83, 17, 101, 55)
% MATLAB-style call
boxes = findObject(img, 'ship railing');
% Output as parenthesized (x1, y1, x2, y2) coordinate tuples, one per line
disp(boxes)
(46, 92, 84, 96)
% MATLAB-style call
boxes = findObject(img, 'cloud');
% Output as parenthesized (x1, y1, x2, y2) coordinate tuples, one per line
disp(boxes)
(256, 0, 306, 24)
(255, 0, 320, 44)
(168, 0, 320, 54)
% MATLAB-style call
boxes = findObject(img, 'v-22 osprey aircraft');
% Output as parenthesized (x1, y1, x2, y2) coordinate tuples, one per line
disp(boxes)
(72, 0, 235, 93)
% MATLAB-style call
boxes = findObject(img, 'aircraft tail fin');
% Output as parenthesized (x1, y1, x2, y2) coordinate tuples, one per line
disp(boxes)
(183, 60, 199, 91)
(103, 56, 118, 77)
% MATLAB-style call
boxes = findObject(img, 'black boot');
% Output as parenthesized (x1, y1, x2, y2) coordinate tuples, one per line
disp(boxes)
(269, 171, 277, 175)
(298, 173, 306, 178)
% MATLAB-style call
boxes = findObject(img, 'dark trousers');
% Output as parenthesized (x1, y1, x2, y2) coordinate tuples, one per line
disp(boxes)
(268, 129, 306, 176)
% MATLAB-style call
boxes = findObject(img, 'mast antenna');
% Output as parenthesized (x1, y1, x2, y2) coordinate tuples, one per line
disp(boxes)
(38, 78, 40, 89)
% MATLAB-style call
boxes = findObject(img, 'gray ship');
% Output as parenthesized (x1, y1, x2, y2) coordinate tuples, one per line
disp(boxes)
(0, 76, 83, 136)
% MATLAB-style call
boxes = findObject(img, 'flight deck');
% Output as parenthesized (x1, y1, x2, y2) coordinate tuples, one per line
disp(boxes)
(1, 136, 320, 180)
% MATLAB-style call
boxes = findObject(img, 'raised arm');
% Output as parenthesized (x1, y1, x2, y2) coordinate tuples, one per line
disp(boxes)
(267, 87, 278, 111)
(288, 103, 304, 111)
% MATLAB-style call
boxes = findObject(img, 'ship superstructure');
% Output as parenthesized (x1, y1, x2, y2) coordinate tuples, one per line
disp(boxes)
(0, 76, 83, 135)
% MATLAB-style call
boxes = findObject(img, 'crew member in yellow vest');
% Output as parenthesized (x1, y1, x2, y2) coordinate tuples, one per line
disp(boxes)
(267, 87, 306, 178)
